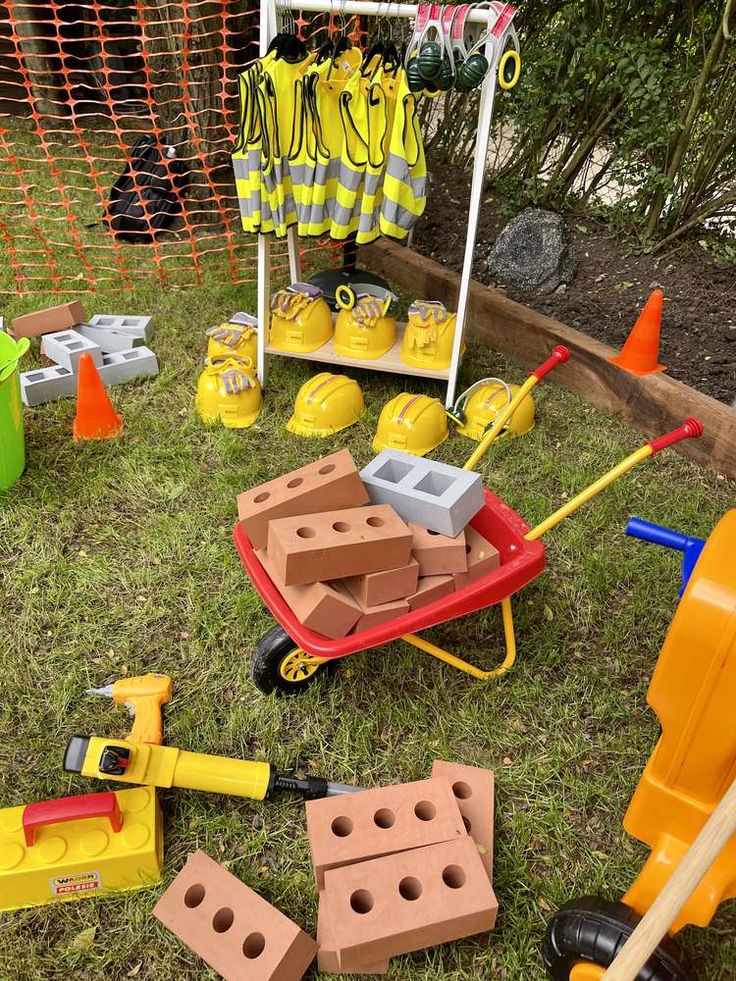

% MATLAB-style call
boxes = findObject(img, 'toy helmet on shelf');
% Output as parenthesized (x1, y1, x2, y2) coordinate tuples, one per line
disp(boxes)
(372, 392, 449, 457)
(269, 283, 333, 354)
(206, 312, 258, 363)
(334, 285, 398, 360)
(451, 378, 535, 442)
(195, 356, 262, 429)
(401, 300, 463, 371)
(287, 372, 365, 437)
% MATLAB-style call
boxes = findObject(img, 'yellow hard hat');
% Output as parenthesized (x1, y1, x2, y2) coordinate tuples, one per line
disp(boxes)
(206, 313, 258, 363)
(334, 289, 397, 360)
(195, 356, 262, 429)
(372, 392, 449, 457)
(401, 300, 464, 371)
(454, 378, 535, 442)
(287, 372, 365, 437)
(269, 283, 333, 354)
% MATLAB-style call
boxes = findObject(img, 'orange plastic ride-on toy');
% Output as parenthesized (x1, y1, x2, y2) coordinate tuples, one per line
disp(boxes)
(544, 509, 736, 981)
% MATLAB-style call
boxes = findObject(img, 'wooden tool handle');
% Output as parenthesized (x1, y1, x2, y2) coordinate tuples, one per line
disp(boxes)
(603, 776, 736, 980)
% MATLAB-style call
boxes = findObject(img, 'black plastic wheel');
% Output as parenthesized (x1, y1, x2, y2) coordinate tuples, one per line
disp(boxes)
(543, 896, 697, 981)
(250, 626, 337, 696)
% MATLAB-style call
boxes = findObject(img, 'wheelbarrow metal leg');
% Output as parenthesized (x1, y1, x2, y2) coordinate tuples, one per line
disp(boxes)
(401, 596, 517, 680)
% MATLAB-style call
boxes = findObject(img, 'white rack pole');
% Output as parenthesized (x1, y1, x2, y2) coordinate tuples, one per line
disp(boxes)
(444, 28, 502, 408)
(256, 0, 276, 388)
(277, 0, 496, 23)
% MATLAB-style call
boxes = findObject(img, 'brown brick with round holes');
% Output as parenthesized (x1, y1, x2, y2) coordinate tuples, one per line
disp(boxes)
(431, 760, 495, 881)
(257, 549, 362, 639)
(305, 777, 467, 889)
(267, 505, 412, 587)
(152, 850, 317, 981)
(408, 523, 468, 576)
(452, 526, 501, 590)
(323, 836, 498, 969)
(236, 449, 369, 550)
(317, 891, 390, 975)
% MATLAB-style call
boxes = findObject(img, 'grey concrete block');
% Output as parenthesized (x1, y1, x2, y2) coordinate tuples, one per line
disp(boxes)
(76, 323, 142, 353)
(41, 329, 103, 372)
(20, 364, 76, 406)
(88, 314, 154, 342)
(360, 450, 484, 538)
(98, 347, 159, 385)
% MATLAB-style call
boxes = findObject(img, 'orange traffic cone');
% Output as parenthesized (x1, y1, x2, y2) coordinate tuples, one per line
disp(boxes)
(73, 352, 123, 441)
(609, 289, 667, 375)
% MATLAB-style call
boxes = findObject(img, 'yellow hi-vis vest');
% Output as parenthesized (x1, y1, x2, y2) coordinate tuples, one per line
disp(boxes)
(232, 56, 276, 234)
(379, 69, 427, 240)
(355, 63, 399, 245)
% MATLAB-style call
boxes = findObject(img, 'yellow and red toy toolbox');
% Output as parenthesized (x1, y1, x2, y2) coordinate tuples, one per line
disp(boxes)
(0, 788, 163, 911)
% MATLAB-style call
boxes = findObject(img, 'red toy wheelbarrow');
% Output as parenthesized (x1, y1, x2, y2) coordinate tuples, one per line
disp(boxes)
(233, 346, 703, 695)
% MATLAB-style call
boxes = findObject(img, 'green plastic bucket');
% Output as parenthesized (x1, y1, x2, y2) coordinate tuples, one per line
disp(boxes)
(0, 332, 29, 490)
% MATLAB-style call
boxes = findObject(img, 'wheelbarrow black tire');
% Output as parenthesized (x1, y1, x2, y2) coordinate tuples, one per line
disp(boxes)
(543, 896, 697, 981)
(250, 626, 337, 696)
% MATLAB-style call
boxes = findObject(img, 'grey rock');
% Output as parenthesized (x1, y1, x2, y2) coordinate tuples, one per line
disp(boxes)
(487, 208, 575, 294)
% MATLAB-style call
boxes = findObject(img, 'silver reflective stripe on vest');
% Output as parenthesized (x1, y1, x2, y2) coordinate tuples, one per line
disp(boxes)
(384, 152, 427, 199)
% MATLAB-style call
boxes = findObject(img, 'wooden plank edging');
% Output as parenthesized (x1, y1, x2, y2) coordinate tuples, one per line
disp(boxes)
(363, 239, 736, 479)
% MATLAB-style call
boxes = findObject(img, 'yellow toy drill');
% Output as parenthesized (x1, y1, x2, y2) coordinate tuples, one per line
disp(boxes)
(71, 674, 358, 802)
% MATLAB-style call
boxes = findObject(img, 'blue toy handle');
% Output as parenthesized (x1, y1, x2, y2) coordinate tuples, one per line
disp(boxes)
(625, 517, 689, 552)
(626, 517, 706, 596)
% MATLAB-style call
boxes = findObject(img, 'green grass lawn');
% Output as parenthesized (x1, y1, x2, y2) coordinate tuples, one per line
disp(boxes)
(1, 279, 735, 980)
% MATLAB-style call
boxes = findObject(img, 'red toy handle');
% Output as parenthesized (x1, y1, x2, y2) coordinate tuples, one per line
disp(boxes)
(648, 417, 704, 455)
(23, 792, 123, 846)
(529, 345, 570, 381)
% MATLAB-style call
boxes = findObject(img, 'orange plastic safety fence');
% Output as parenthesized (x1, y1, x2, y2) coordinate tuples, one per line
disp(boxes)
(0, 1, 361, 295)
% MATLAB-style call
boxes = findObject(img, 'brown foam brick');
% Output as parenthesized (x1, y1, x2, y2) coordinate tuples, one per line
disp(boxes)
(431, 760, 495, 881)
(452, 527, 501, 590)
(268, 504, 412, 586)
(153, 850, 317, 981)
(325, 836, 498, 969)
(317, 892, 389, 975)
(349, 593, 410, 634)
(407, 574, 455, 611)
(257, 550, 361, 639)
(237, 449, 369, 550)
(341, 557, 419, 607)
(306, 776, 466, 889)
(409, 523, 468, 576)
(11, 300, 87, 339)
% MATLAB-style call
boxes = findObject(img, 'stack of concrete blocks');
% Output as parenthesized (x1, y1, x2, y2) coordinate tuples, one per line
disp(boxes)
(237, 449, 501, 640)
(153, 850, 317, 980)
(8, 301, 158, 407)
(307, 761, 497, 974)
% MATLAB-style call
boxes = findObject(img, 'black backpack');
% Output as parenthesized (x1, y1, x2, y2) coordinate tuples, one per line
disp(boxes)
(103, 135, 188, 242)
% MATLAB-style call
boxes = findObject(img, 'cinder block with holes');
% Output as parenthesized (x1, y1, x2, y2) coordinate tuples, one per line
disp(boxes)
(409, 523, 468, 576)
(452, 527, 501, 590)
(407, 574, 455, 611)
(97, 347, 159, 386)
(88, 314, 154, 342)
(152, 850, 317, 981)
(317, 892, 389, 975)
(257, 549, 362, 639)
(237, 449, 369, 551)
(431, 760, 495, 881)
(340, 558, 419, 608)
(268, 505, 412, 587)
(324, 836, 498, 969)
(360, 450, 484, 538)
(41, 330, 103, 372)
(306, 777, 466, 889)
(76, 323, 143, 353)
(20, 364, 76, 406)
(11, 300, 87, 338)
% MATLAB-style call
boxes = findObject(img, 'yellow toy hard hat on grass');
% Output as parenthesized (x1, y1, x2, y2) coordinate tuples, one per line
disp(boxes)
(451, 378, 535, 442)
(372, 392, 448, 457)
(206, 313, 258, 363)
(195, 356, 262, 429)
(287, 372, 365, 437)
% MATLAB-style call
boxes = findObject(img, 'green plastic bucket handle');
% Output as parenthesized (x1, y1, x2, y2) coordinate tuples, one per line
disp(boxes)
(0, 336, 29, 382)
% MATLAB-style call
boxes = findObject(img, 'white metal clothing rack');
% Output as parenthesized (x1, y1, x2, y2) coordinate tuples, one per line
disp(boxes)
(255, 0, 519, 408)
